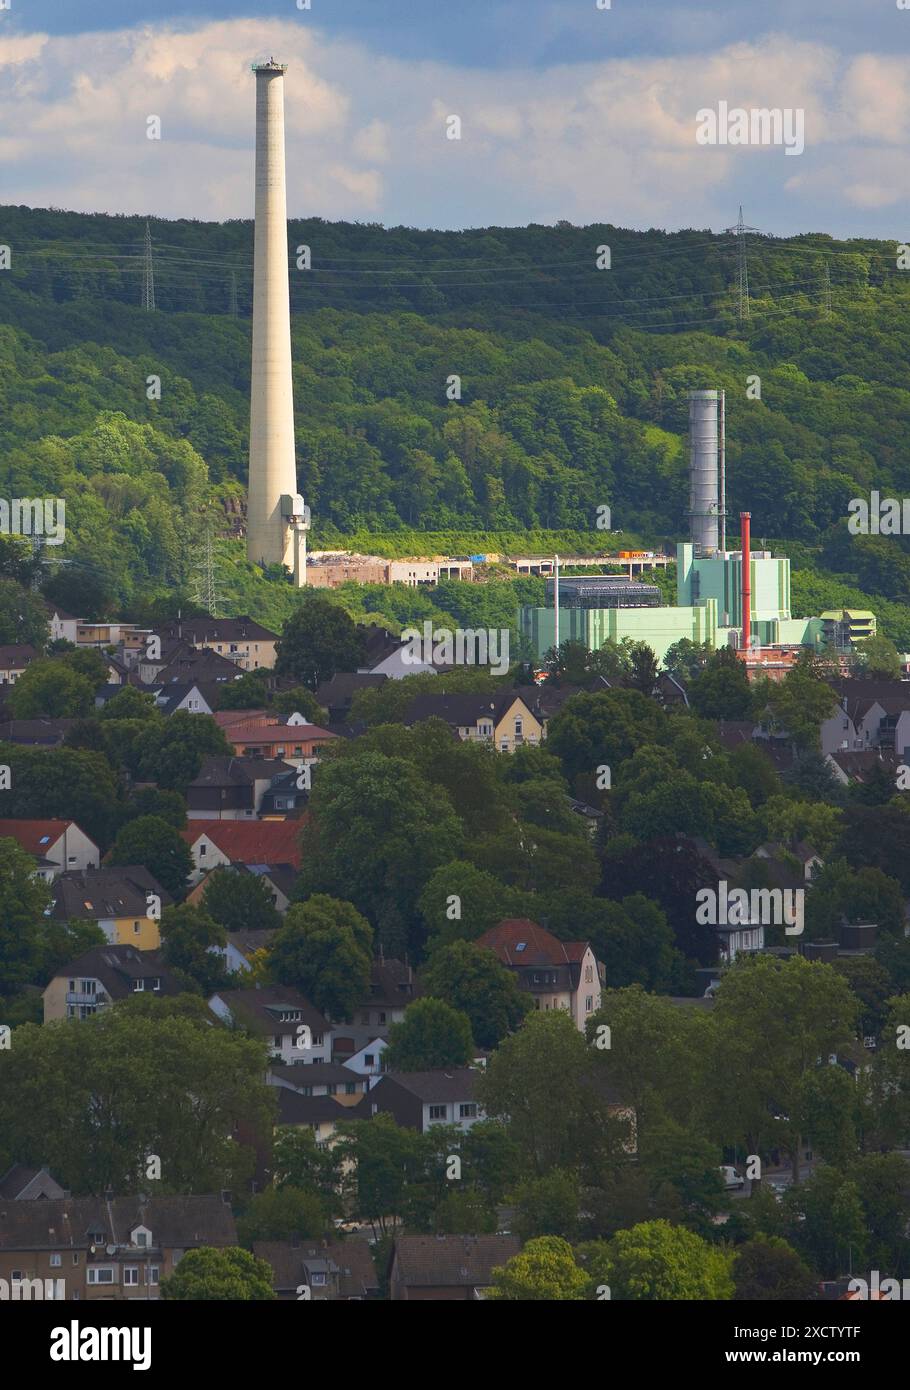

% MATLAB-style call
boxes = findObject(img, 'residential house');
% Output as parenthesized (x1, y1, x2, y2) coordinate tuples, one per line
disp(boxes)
(253, 1239, 379, 1301)
(315, 672, 387, 723)
(0, 644, 38, 685)
(48, 866, 172, 950)
(208, 986, 331, 1066)
(43, 945, 181, 1022)
(75, 622, 151, 656)
(224, 720, 337, 763)
(357, 623, 443, 680)
(147, 681, 217, 716)
(475, 919, 604, 1030)
(0, 818, 99, 881)
(404, 691, 543, 752)
(186, 756, 295, 820)
(824, 749, 902, 789)
(330, 958, 417, 1062)
(153, 646, 243, 687)
(159, 616, 279, 671)
(0, 1166, 67, 1201)
(207, 926, 278, 974)
(389, 1234, 521, 1301)
(44, 604, 80, 645)
(0, 718, 77, 748)
(343, 1038, 388, 1087)
(365, 1069, 483, 1133)
(268, 1062, 370, 1107)
(271, 1088, 364, 1144)
(179, 819, 302, 884)
(0, 1195, 236, 1300)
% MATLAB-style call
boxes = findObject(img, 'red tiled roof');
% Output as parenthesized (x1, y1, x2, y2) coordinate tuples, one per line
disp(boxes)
(477, 918, 590, 968)
(211, 710, 273, 729)
(0, 818, 79, 854)
(228, 723, 336, 746)
(181, 818, 305, 868)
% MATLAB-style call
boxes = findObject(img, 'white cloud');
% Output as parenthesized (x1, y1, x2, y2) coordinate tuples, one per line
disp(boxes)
(0, 19, 907, 232)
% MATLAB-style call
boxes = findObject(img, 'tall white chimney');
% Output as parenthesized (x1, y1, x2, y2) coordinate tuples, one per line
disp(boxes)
(247, 60, 306, 579)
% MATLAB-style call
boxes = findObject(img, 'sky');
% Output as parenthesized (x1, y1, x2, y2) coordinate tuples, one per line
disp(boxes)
(1, 0, 908, 237)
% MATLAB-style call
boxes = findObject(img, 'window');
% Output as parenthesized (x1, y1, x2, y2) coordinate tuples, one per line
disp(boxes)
(364, 1054, 375, 1067)
(310, 1272, 327, 1287)
(148, 1268, 159, 1286)
(200, 844, 207, 856)
(586, 996, 594, 1013)
(88, 1268, 116, 1285)
(68, 979, 75, 992)
(459, 1103, 477, 1119)
(274, 1035, 282, 1049)
(345, 1083, 356, 1095)
(50, 1254, 61, 1267)
(132, 980, 144, 992)
(72, 1254, 79, 1266)
(124, 1267, 139, 1286)
(514, 718, 523, 736)
(500, 740, 509, 752)
(151, 979, 161, 991)
(378, 1013, 386, 1025)
(428, 1105, 447, 1121)
(584, 964, 593, 983)
(134, 1232, 149, 1249)
(133, 922, 141, 934)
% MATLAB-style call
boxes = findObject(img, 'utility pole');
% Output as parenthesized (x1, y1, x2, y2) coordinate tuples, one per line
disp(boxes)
(726, 206, 760, 322)
(142, 220, 156, 311)
(822, 261, 832, 318)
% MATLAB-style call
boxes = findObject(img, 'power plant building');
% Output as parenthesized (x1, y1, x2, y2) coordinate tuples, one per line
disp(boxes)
(519, 389, 828, 666)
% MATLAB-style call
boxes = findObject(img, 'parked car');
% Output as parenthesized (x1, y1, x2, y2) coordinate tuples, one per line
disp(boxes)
(720, 1165, 745, 1190)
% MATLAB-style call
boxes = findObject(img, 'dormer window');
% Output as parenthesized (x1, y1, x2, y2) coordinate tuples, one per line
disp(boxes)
(131, 1226, 151, 1249)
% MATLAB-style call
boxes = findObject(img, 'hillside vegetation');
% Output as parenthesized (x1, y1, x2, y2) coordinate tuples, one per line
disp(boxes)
(1, 206, 909, 640)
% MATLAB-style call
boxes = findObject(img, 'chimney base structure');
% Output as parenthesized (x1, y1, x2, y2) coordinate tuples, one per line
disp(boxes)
(247, 59, 309, 585)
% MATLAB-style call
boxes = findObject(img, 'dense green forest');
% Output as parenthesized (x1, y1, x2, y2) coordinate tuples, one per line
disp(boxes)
(1, 205, 909, 641)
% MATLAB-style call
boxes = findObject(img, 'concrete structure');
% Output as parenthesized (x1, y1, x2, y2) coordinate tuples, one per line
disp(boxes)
(247, 59, 309, 582)
(688, 389, 721, 554)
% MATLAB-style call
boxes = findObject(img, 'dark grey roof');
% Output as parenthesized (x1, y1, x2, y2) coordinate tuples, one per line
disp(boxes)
(190, 756, 290, 788)
(49, 866, 172, 922)
(393, 1234, 520, 1288)
(269, 1062, 366, 1087)
(276, 1089, 366, 1125)
(0, 1195, 236, 1251)
(221, 987, 330, 1037)
(48, 945, 181, 1000)
(161, 616, 279, 643)
(253, 1239, 378, 1297)
(383, 1069, 478, 1102)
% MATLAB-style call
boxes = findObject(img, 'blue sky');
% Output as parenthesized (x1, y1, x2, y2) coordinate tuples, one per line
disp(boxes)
(2, 1, 908, 235)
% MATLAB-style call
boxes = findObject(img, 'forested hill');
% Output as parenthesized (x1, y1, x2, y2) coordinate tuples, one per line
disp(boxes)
(1, 205, 909, 630)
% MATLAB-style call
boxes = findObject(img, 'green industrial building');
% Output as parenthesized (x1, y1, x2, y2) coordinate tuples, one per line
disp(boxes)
(519, 542, 825, 666)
